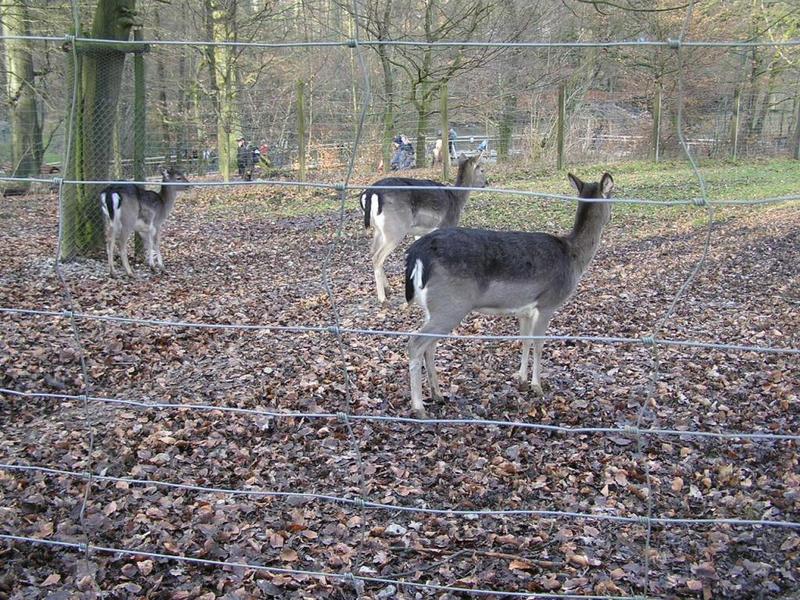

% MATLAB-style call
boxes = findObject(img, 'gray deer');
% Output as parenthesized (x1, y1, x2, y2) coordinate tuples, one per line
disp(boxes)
(99, 167, 190, 277)
(360, 153, 487, 303)
(404, 172, 614, 418)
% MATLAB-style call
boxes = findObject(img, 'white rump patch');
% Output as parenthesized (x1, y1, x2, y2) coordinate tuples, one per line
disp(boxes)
(359, 192, 367, 211)
(99, 192, 109, 219)
(370, 193, 384, 233)
(100, 191, 122, 221)
(410, 258, 429, 319)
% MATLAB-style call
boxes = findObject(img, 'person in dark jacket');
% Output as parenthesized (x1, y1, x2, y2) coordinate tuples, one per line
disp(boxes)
(390, 135, 415, 171)
(236, 137, 253, 179)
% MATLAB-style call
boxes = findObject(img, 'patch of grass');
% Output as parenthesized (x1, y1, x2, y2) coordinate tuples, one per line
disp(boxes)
(198, 185, 342, 220)
(466, 158, 800, 236)
(197, 158, 799, 233)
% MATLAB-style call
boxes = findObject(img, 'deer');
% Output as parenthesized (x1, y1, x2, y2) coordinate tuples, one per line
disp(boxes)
(404, 172, 614, 418)
(99, 167, 190, 277)
(359, 153, 487, 304)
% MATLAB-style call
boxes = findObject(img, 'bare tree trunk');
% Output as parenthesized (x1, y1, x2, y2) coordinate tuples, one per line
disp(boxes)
(207, 0, 242, 181)
(0, 0, 43, 183)
(376, 0, 394, 169)
(751, 57, 779, 137)
(413, 0, 435, 168)
(497, 4, 521, 162)
(154, 7, 171, 159)
(60, 0, 138, 258)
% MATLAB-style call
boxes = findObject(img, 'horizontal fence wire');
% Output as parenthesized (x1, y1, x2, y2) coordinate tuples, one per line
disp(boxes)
(3, 175, 800, 206)
(2, 388, 798, 442)
(1, 306, 797, 355)
(0, 533, 635, 600)
(1, 462, 798, 529)
(2, 33, 799, 49)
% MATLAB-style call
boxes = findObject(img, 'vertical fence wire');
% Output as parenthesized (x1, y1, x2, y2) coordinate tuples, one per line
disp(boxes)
(50, 0, 100, 591)
(636, 2, 716, 597)
(318, 0, 372, 592)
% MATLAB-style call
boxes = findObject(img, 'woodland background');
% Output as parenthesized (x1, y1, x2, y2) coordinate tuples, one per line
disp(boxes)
(1, 0, 799, 185)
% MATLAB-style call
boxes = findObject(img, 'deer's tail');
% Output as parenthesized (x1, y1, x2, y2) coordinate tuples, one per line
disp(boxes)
(360, 190, 383, 229)
(99, 188, 122, 225)
(405, 242, 432, 304)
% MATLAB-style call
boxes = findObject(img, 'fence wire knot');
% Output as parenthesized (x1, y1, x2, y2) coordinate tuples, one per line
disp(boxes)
(345, 39, 357, 48)
(62, 310, 75, 319)
(328, 324, 342, 337)
(333, 183, 347, 202)
(692, 196, 708, 207)
(52, 176, 63, 188)
(336, 411, 350, 424)
(667, 37, 682, 49)
(624, 425, 641, 435)
(641, 335, 656, 346)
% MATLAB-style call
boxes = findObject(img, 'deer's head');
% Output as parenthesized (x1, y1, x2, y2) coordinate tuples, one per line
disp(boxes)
(456, 153, 488, 188)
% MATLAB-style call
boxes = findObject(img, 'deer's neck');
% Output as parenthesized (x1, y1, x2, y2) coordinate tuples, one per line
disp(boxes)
(452, 172, 474, 204)
(159, 185, 179, 215)
(565, 201, 611, 272)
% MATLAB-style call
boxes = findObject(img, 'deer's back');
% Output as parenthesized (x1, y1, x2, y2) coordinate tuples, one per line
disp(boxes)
(407, 228, 580, 313)
(372, 177, 463, 228)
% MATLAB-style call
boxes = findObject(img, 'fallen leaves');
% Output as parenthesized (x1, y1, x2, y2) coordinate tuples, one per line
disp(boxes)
(1, 191, 798, 598)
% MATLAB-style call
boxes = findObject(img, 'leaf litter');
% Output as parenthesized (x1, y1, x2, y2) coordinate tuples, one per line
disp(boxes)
(0, 186, 798, 598)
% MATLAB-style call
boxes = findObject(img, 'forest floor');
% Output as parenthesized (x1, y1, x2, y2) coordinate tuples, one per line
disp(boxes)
(1, 159, 799, 599)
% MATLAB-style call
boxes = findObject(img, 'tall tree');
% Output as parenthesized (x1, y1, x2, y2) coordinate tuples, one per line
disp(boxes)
(205, 0, 242, 181)
(390, 0, 502, 167)
(61, 0, 139, 258)
(0, 0, 43, 182)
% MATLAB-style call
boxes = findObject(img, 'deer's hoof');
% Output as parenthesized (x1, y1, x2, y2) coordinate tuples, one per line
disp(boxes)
(514, 373, 529, 391)
(413, 406, 428, 419)
(431, 391, 444, 402)
(530, 383, 544, 398)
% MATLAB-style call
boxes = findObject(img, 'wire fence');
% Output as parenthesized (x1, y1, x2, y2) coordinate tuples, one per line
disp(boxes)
(1, 0, 800, 598)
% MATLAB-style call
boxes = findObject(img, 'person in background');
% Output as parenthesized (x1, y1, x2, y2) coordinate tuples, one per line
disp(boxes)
(448, 127, 457, 160)
(258, 140, 271, 169)
(477, 139, 488, 154)
(390, 135, 415, 171)
(236, 137, 252, 179)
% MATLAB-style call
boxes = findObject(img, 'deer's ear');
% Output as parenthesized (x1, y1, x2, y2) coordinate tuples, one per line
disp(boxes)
(567, 173, 582, 193)
(600, 172, 614, 196)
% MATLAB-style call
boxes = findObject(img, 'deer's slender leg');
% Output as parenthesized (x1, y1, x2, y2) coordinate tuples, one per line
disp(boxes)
(408, 310, 464, 418)
(424, 342, 442, 401)
(371, 233, 401, 303)
(515, 314, 534, 389)
(155, 227, 165, 271)
(105, 226, 116, 277)
(530, 310, 554, 397)
(119, 229, 135, 277)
